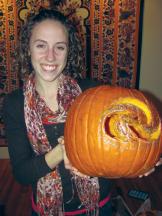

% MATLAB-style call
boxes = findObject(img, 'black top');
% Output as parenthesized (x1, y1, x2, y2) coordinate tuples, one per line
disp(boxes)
(3, 78, 113, 211)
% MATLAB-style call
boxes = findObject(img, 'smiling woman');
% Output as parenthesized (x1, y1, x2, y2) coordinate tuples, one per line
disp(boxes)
(3, 8, 113, 216)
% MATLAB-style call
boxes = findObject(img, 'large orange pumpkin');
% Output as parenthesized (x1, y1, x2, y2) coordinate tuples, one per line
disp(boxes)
(64, 85, 162, 178)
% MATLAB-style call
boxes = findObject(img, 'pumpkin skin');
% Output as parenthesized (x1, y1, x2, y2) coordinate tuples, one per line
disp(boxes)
(64, 86, 162, 178)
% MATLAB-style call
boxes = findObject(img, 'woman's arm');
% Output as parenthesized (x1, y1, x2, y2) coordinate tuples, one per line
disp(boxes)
(3, 90, 63, 185)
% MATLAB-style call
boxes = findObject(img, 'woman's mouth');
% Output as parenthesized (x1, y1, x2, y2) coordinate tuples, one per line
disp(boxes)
(41, 64, 57, 72)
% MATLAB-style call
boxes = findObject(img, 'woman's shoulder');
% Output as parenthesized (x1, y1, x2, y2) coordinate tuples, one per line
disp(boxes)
(3, 88, 25, 124)
(77, 78, 102, 92)
(5, 88, 23, 99)
(3, 88, 24, 109)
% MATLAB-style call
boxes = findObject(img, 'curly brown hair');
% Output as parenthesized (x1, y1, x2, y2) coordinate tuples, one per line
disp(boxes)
(17, 8, 84, 81)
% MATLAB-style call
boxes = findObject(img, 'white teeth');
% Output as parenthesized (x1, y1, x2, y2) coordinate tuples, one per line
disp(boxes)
(41, 64, 57, 71)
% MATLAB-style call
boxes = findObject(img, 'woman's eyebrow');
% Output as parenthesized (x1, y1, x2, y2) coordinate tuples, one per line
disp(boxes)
(33, 40, 68, 45)
(33, 39, 47, 43)
(55, 42, 68, 46)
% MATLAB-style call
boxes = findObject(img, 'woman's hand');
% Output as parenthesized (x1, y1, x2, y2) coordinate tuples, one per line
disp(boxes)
(139, 157, 162, 178)
(58, 136, 87, 177)
(156, 157, 162, 166)
(58, 136, 71, 169)
(138, 167, 155, 178)
(45, 136, 65, 169)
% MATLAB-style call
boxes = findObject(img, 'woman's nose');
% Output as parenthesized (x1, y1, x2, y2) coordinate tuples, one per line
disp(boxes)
(45, 48, 56, 61)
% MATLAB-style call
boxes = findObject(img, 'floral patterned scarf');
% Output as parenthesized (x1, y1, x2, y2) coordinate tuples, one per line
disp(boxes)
(24, 73, 100, 216)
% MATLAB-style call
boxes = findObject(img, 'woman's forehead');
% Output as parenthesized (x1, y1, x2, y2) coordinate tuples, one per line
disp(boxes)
(30, 19, 69, 42)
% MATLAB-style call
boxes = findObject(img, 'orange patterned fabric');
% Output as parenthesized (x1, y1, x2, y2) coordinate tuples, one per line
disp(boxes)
(0, 0, 19, 93)
(90, 0, 140, 87)
(0, 0, 49, 144)
(0, 0, 19, 144)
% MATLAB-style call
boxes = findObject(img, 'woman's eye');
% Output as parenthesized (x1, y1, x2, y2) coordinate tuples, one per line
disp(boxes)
(36, 44, 46, 49)
(56, 46, 65, 50)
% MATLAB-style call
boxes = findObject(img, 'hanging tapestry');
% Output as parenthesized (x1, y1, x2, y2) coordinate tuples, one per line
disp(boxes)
(0, 0, 19, 145)
(51, 0, 141, 87)
(0, 0, 50, 146)
(90, 0, 141, 87)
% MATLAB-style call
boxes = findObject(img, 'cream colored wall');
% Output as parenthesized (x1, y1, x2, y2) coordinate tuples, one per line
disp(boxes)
(139, 0, 162, 114)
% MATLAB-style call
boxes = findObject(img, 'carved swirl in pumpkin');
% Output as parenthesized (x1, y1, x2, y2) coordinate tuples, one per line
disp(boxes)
(103, 97, 161, 143)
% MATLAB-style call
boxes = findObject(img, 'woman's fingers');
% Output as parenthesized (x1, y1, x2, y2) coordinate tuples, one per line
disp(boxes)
(58, 136, 64, 145)
(139, 167, 155, 178)
(139, 157, 162, 178)
(156, 158, 162, 166)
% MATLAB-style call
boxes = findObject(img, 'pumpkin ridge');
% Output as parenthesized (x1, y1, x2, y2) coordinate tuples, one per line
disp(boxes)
(84, 88, 99, 175)
(65, 92, 86, 172)
(131, 140, 156, 177)
(98, 88, 109, 176)
(74, 88, 101, 174)
(86, 86, 108, 175)
(74, 91, 95, 174)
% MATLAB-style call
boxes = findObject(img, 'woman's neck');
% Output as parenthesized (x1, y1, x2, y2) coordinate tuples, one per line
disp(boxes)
(35, 76, 60, 99)
(35, 78, 60, 112)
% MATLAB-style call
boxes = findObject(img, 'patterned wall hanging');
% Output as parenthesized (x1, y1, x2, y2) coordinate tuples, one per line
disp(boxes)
(0, 0, 50, 146)
(0, 0, 19, 145)
(90, 0, 141, 87)
(51, 0, 141, 87)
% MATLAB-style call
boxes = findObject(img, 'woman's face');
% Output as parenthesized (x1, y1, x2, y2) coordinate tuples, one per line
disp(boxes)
(29, 19, 68, 83)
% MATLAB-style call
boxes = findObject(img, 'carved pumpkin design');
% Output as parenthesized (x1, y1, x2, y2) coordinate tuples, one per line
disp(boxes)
(64, 86, 162, 178)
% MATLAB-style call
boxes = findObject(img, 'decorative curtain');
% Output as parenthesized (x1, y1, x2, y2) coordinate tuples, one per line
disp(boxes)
(0, 0, 50, 145)
(0, 0, 19, 145)
(90, 0, 141, 87)
(0, 0, 142, 145)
